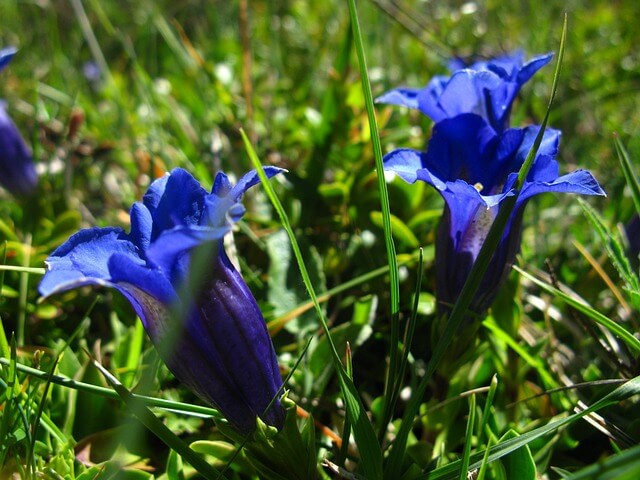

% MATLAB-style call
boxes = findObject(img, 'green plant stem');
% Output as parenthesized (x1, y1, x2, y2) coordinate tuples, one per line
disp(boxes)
(0, 357, 221, 418)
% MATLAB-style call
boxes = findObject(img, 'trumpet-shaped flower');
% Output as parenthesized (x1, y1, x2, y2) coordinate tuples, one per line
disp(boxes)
(39, 167, 285, 434)
(0, 47, 37, 196)
(384, 113, 605, 317)
(377, 51, 553, 132)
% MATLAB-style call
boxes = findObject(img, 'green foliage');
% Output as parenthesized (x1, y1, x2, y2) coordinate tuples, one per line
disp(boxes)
(1, 0, 639, 478)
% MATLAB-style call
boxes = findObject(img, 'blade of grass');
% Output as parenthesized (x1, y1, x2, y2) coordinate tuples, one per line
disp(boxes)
(269, 253, 419, 335)
(338, 341, 354, 467)
(482, 318, 559, 389)
(27, 353, 62, 475)
(514, 266, 640, 355)
(0, 314, 8, 360)
(88, 353, 227, 480)
(614, 134, 640, 216)
(478, 375, 498, 443)
(346, 0, 402, 446)
(476, 435, 495, 480)
(385, 247, 424, 436)
(17, 234, 31, 346)
(0, 265, 45, 275)
(459, 394, 477, 480)
(0, 357, 221, 418)
(241, 129, 383, 479)
(384, 16, 568, 476)
(420, 375, 640, 479)
(0, 246, 8, 360)
(573, 240, 632, 315)
(0, 243, 6, 302)
(0, 336, 19, 466)
(564, 442, 640, 480)
(579, 198, 640, 292)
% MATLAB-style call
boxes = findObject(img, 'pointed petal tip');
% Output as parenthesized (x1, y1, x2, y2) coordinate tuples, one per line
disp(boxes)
(375, 88, 421, 109)
(0, 47, 18, 71)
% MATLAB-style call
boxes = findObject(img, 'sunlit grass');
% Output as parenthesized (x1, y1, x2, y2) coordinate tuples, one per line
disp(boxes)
(1, 1, 639, 479)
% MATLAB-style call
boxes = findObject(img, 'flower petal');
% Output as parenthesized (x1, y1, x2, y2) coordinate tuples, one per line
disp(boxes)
(383, 148, 428, 184)
(145, 168, 208, 241)
(183, 252, 284, 431)
(128, 252, 285, 434)
(519, 169, 606, 203)
(516, 125, 561, 164)
(206, 167, 284, 227)
(0, 47, 17, 72)
(38, 227, 142, 298)
(129, 202, 153, 252)
(375, 87, 422, 109)
(439, 180, 510, 252)
(142, 173, 169, 210)
(108, 253, 176, 308)
(0, 106, 37, 196)
(419, 70, 502, 123)
(516, 52, 554, 84)
(145, 225, 231, 276)
(423, 114, 505, 188)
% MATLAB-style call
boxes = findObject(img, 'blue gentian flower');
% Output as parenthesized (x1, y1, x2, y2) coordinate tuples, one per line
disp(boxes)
(39, 167, 286, 434)
(384, 113, 605, 317)
(0, 47, 37, 196)
(625, 214, 640, 271)
(377, 51, 553, 132)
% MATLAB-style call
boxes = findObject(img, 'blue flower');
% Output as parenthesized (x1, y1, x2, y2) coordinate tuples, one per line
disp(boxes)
(377, 51, 553, 132)
(384, 113, 605, 317)
(0, 47, 37, 196)
(39, 167, 286, 434)
(625, 214, 640, 271)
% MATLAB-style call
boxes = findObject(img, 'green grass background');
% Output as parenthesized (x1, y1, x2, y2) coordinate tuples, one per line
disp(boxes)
(1, 0, 640, 478)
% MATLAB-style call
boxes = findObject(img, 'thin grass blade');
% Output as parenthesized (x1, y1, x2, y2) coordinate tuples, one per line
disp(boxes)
(515, 266, 640, 354)
(346, 0, 402, 444)
(241, 129, 383, 479)
(614, 135, 640, 216)
(89, 353, 227, 480)
(459, 394, 477, 480)
(420, 375, 640, 479)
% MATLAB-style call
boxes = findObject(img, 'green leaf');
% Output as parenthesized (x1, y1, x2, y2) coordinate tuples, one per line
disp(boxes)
(190, 440, 253, 472)
(266, 229, 326, 336)
(370, 211, 420, 249)
(308, 295, 375, 391)
(514, 266, 640, 355)
(76, 462, 153, 480)
(165, 449, 185, 480)
(564, 443, 640, 480)
(418, 375, 640, 479)
(499, 430, 536, 480)
(459, 395, 477, 480)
